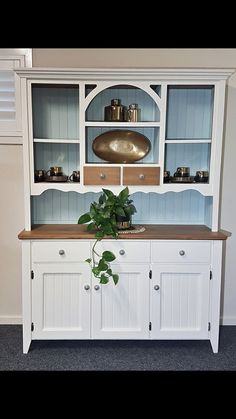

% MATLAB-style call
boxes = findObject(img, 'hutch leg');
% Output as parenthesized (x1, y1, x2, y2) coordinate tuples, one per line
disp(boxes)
(22, 241, 32, 354)
(210, 241, 223, 353)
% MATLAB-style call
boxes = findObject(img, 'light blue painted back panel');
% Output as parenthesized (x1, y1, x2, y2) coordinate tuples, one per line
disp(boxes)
(165, 143, 211, 176)
(86, 127, 159, 164)
(86, 87, 160, 122)
(32, 86, 79, 139)
(166, 86, 214, 139)
(34, 143, 80, 177)
(32, 190, 210, 225)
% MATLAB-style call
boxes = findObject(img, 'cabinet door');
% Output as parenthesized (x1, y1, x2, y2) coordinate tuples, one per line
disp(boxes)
(151, 264, 210, 339)
(32, 263, 91, 339)
(92, 264, 150, 339)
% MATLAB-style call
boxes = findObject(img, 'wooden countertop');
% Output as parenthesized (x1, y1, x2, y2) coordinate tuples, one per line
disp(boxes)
(18, 224, 231, 240)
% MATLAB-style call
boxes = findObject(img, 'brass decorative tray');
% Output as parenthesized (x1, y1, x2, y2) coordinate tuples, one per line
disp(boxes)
(171, 176, 194, 183)
(92, 130, 151, 163)
(45, 175, 68, 182)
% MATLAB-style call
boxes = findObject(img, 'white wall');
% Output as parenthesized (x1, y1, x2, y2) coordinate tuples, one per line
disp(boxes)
(0, 145, 24, 323)
(1, 48, 236, 323)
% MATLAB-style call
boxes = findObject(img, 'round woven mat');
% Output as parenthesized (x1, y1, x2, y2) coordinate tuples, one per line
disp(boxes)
(118, 225, 146, 234)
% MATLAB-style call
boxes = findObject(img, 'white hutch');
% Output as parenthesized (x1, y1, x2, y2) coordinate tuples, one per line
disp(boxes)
(17, 68, 233, 353)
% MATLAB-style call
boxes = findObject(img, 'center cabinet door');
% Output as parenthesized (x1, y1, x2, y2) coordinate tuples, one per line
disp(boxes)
(92, 264, 150, 339)
(32, 263, 91, 339)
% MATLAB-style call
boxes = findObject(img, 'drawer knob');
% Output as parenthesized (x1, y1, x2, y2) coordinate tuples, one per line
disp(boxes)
(179, 250, 185, 256)
(94, 285, 100, 291)
(100, 173, 106, 179)
(84, 284, 90, 291)
(59, 249, 65, 255)
(119, 249, 125, 255)
(154, 285, 160, 291)
(139, 173, 145, 180)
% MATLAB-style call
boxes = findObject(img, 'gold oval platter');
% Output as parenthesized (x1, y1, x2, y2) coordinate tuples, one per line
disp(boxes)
(92, 130, 151, 163)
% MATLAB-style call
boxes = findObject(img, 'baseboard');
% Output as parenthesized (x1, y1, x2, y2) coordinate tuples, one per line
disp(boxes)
(0, 316, 22, 324)
(220, 316, 236, 325)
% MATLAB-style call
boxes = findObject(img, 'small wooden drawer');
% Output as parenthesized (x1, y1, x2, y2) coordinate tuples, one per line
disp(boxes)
(151, 241, 211, 263)
(32, 241, 90, 263)
(84, 166, 120, 185)
(95, 240, 150, 263)
(123, 167, 160, 185)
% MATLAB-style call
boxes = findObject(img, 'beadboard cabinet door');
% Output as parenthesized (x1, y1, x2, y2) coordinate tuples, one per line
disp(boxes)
(150, 264, 210, 339)
(92, 264, 150, 339)
(32, 263, 91, 339)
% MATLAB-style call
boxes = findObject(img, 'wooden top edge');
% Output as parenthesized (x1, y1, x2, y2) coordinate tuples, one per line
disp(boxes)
(18, 224, 230, 241)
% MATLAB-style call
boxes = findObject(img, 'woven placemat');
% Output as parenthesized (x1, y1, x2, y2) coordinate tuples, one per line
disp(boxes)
(118, 225, 146, 234)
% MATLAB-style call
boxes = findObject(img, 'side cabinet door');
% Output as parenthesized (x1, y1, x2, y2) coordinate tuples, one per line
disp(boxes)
(151, 264, 210, 339)
(92, 264, 150, 339)
(32, 263, 91, 339)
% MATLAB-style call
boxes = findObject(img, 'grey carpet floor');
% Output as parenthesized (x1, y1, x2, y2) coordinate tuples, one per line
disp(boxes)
(0, 325, 236, 371)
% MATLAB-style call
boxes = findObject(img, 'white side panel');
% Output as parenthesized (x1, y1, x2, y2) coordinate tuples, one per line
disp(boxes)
(32, 263, 91, 339)
(92, 264, 150, 339)
(22, 241, 32, 353)
(210, 241, 223, 353)
(151, 264, 210, 339)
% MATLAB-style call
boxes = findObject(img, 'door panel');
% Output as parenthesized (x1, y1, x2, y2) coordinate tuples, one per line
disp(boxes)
(32, 263, 91, 339)
(151, 264, 210, 339)
(92, 264, 150, 339)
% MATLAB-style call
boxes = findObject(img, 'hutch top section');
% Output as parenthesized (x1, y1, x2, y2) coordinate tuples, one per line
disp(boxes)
(15, 67, 234, 195)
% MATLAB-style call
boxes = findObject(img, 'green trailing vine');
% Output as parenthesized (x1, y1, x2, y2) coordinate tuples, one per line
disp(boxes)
(78, 186, 137, 285)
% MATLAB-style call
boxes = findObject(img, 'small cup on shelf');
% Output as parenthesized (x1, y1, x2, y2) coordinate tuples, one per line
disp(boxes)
(35, 169, 46, 182)
(47, 166, 63, 176)
(69, 170, 80, 182)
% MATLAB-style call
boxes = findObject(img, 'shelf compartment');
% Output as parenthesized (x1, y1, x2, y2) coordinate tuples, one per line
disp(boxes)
(32, 84, 79, 140)
(86, 127, 159, 164)
(166, 85, 214, 140)
(31, 190, 212, 227)
(86, 85, 160, 122)
(164, 143, 211, 180)
(34, 142, 80, 181)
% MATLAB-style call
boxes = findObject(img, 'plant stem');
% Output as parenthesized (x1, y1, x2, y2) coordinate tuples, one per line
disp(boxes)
(92, 239, 101, 266)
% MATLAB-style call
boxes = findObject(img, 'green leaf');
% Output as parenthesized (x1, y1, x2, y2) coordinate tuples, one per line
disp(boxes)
(102, 251, 116, 262)
(124, 204, 137, 216)
(85, 258, 92, 264)
(99, 194, 106, 205)
(112, 274, 119, 285)
(87, 222, 97, 231)
(102, 188, 115, 199)
(92, 267, 101, 277)
(78, 213, 91, 224)
(106, 268, 112, 276)
(100, 274, 109, 284)
(115, 206, 126, 217)
(118, 186, 129, 202)
(95, 230, 105, 239)
(98, 259, 108, 271)
(103, 224, 115, 235)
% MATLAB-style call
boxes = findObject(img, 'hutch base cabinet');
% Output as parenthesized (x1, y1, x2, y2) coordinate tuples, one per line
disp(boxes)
(18, 225, 228, 354)
(16, 67, 233, 354)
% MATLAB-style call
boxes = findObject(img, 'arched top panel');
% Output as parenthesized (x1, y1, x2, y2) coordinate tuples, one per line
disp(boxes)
(84, 82, 161, 122)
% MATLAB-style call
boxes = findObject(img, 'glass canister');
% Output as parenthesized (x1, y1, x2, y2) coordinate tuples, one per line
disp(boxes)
(104, 99, 127, 122)
(127, 103, 141, 122)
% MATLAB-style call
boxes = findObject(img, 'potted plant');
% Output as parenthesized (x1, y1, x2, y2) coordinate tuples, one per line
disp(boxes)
(78, 186, 137, 285)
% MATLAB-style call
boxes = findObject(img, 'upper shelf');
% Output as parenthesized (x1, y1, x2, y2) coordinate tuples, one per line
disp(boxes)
(85, 122, 160, 127)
